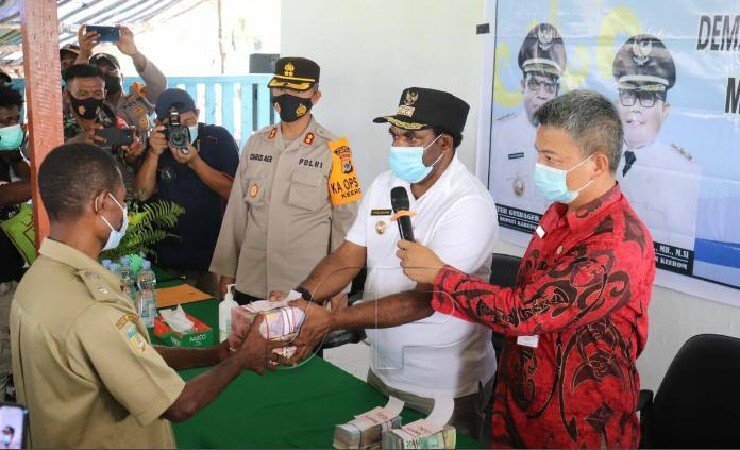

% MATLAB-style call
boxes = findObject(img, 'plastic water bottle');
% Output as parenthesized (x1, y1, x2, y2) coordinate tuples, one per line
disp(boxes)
(119, 257, 135, 301)
(136, 261, 157, 328)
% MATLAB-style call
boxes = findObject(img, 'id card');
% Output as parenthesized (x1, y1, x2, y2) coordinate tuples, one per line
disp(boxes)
(517, 335, 539, 348)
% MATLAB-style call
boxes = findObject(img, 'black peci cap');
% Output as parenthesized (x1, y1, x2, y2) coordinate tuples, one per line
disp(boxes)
(373, 87, 470, 134)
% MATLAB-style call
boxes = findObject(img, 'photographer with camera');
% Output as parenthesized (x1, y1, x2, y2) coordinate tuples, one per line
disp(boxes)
(135, 88, 239, 296)
(63, 64, 144, 196)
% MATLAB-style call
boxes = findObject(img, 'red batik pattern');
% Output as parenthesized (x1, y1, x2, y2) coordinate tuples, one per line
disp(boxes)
(432, 185, 655, 449)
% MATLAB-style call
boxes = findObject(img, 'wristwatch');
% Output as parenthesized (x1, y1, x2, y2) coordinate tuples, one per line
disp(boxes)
(295, 286, 314, 302)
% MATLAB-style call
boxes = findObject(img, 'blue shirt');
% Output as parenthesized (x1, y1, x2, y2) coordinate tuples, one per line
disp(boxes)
(153, 123, 239, 271)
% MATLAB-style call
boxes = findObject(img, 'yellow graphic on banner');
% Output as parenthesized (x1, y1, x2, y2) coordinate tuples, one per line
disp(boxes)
(328, 137, 362, 206)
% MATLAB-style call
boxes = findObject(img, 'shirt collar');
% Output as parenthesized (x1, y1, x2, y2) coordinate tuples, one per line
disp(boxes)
(39, 238, 120, 288)
(548, 183, 623, 231)
(274, 115, 319, 149)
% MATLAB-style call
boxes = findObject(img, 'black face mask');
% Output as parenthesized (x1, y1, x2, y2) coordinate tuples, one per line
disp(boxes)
(68, 95, 104, 120)
(273, 94, 313, 123)
(104, 75, 122, 95)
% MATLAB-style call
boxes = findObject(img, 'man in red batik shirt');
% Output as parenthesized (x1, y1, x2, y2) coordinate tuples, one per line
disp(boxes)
(397, 89, 655, 449)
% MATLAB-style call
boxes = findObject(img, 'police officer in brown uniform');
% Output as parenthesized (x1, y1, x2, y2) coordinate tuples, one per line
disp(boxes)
(211, 57, 361, 303)
(10, 144, 281, 448)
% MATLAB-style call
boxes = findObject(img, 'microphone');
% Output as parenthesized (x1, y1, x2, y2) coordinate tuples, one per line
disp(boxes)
(390, 186, 415, 242)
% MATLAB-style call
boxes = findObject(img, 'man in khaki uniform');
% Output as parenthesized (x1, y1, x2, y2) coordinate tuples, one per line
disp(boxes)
(11, 143, 279, 448)
(211, 57, 361, 303)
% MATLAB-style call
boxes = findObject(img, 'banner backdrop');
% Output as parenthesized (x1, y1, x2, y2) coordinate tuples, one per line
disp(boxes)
(478, 0, 740, 305)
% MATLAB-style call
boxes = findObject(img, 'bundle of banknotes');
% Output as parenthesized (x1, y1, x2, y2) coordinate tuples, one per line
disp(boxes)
(381, 422, 456, 449)
(333, 397, 404, 449)
(230, 293, 304, 362)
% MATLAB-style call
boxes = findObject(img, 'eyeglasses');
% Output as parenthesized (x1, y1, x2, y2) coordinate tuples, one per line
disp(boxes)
(525, 78, 558, 95)
(618, 89, 663, 108)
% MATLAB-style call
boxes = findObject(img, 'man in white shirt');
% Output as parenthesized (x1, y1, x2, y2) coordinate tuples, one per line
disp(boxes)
(286, 87, 499, 438)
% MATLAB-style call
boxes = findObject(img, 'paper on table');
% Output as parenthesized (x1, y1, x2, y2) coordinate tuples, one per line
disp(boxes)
(156, 284, 212, 308)
(401, 396, 454, 437)
(355, 396, 404, 423)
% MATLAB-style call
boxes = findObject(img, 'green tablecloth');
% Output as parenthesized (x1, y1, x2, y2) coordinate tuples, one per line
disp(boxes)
(153, 288, 483, 449)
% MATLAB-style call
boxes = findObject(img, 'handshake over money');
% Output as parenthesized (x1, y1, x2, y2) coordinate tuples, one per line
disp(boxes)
(229, 292, 305, 364)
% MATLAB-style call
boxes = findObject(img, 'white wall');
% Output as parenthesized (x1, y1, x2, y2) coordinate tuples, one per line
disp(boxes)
(281, 0, 485, 186)
(282, 0, 740, 392)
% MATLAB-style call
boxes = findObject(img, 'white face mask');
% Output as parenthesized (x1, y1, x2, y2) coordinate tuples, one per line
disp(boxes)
(99, 193, 129, 251)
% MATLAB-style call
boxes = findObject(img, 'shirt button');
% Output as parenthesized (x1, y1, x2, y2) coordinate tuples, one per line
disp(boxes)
(556, 245, 564, 254)
(98, 287, 109, 295)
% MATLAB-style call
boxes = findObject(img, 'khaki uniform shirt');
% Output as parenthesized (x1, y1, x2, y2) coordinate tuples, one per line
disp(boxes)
(10, 239, 184, 449)
(210, 117, 361, 298)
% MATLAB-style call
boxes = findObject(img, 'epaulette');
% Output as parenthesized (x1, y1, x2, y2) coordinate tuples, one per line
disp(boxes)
(77, 270, 120, 302)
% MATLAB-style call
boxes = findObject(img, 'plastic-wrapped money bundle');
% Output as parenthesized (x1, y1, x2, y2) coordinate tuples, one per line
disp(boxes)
(381, 423, 456, 449)
(334, 397, 404, 449)
(381, 397, 455, 449)
(229, 292, 304, 363)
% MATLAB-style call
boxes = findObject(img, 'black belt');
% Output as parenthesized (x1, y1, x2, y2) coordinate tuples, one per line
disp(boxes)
(234, 290, 262, 305)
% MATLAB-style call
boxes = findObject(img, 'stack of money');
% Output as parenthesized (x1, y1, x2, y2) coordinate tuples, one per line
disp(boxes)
(334, 399, 404, 449)
(381, 421, 456, 449)
(230, 298, 305, 363)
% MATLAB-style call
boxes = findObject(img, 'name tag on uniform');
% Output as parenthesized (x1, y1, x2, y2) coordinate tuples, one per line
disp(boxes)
(517, 335, 539, 348)
(371, 209, 392, 216)
(535, 226, 545, 238)
(508, 152, 524, 160)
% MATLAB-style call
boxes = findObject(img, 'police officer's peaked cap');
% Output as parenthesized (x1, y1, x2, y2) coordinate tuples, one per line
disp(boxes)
(613, 34, 676, 91)
(518, 22, 567, 77)
(268, 57, 320, 92)
(373, 87, 470, 134)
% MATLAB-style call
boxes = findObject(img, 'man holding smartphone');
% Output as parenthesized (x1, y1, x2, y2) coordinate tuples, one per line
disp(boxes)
(63, 63, 144, 197)
(77, 24, 167, 143)
(135, 88, 239, 296)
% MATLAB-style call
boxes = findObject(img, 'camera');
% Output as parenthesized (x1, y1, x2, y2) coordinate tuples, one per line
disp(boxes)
(164, 111, 190, 154)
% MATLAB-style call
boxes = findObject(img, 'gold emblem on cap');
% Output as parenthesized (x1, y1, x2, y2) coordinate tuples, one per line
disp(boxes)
(513, 177, 524, 196)
(632, 38, 653, 66)
(249, 183, 260, 198)
(375, 220, 387, 235)
(284, 62, 295, 77)
(296, 103, 308, 117)
(537, 26, 554, 51)
(404, 91, 419, 106)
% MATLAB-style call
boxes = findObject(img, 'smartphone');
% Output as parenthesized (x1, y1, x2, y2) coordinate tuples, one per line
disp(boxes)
(0, 403, 28, 449)
(94, 128, 134, 148)
(86, 26, 120, 43)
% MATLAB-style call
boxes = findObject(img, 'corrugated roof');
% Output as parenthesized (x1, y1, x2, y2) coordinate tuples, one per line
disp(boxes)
(0, 0, 208, 69)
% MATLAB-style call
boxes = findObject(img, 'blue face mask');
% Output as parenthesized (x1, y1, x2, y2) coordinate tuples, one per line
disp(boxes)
(188, 124, 198, 143)
(533, 156, 594, 204)
(388, 134, 443, 183)
(99, 193, 129, 251)
(0, 124, 24, 151)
